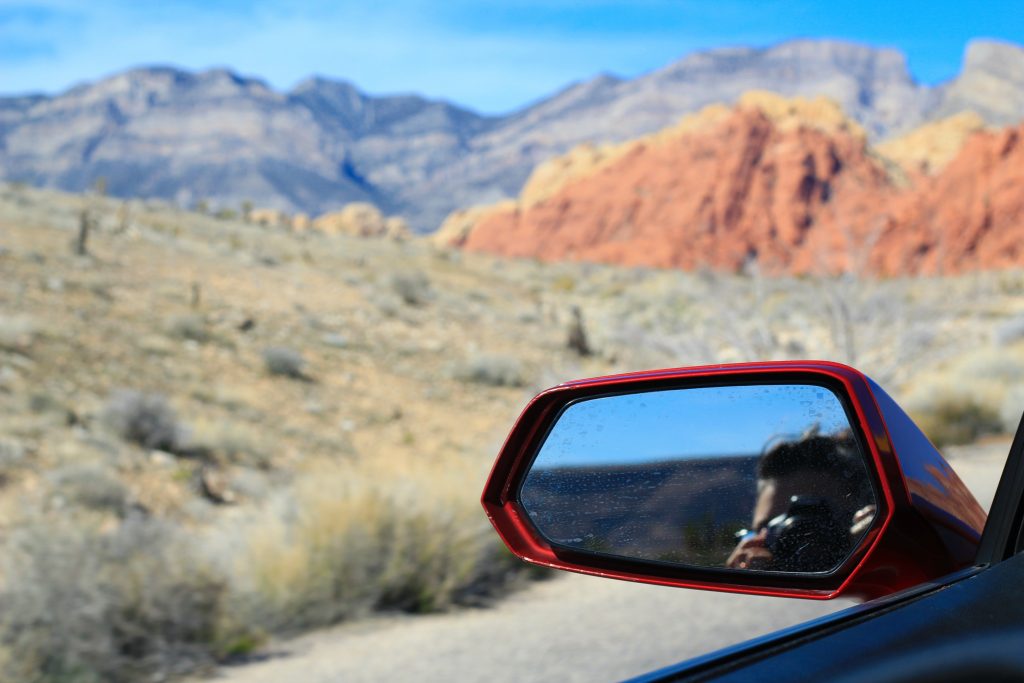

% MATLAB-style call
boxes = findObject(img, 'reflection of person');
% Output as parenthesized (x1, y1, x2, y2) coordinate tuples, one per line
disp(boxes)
(727, 429, 876, 573)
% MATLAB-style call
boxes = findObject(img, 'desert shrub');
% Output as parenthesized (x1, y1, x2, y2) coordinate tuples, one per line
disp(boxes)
(0, 438, 26, 471)
(0, 314, 35, 353)
(104, 390, 186, 453)
(189, 420, 272, 469)
(167, 314, 210, 343)
(27, 391, 62, 414)
(262, 347, 307, 379)
(389, 271, 431, 306)
(551, 274, 576, 293)
(50, 464, 129, 513)
(994, 314, 1024, 347)
(224, 458, 532, 635)
(321, 333, 348, 349)
(1001, 385, 1024, 432)
(0, 515, 241, 683)
(952, 348, 1024, 384)
(908, 394, 1004, 448)
(450, 353, 527, 387)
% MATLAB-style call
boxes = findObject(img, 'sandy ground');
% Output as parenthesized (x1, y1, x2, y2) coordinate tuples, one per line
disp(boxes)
(200, 441, 1009, 683)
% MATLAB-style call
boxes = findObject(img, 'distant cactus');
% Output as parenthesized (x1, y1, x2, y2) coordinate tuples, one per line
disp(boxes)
(74, 209, 92, 256)
(114, 201, 130, 234)
(566, 305, 592, 356)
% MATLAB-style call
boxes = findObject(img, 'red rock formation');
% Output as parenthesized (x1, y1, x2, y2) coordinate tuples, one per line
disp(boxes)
(873, 125, 1024, 275)
(447, 95, 1024, 276)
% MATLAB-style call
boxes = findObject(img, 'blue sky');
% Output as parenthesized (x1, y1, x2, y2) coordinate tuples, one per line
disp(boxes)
(533, 385, 851, 467)
(1, 1, 1022, 113)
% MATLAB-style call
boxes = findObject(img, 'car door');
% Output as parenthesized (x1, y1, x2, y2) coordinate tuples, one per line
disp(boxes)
(482, 362, 1024, 682)
(631, 411, 1024, 683)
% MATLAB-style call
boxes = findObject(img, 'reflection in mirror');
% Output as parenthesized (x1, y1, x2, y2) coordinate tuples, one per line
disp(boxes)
(519, 384, 877, 574)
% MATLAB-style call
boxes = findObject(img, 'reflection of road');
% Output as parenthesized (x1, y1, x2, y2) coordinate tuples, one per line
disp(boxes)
(207, 444, 1006, 683)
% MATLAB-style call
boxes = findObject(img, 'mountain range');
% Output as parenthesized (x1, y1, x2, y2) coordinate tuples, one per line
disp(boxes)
(1, 39, 1023, 232)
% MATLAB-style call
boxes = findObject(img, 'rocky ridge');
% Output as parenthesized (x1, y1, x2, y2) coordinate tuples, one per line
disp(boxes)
(443, 92, 1024, 276)
(2, 39, 1022, 231)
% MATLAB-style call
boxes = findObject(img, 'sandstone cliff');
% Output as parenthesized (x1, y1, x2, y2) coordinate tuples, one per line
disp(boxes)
(445, 94, 1024, 276)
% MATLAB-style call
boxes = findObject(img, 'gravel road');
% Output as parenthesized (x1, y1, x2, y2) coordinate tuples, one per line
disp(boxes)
(204, 442, 1008, 683)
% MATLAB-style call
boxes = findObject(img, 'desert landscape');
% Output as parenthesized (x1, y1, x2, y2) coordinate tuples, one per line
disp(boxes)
(2, 177, 1024, 680)
(1, 26, 1023, 683)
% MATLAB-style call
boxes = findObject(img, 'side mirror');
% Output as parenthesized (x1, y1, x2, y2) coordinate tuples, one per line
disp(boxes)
(481, 361, 987, 600)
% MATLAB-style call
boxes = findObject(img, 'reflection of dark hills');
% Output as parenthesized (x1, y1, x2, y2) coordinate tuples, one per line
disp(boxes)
(521, 456, 759, 565)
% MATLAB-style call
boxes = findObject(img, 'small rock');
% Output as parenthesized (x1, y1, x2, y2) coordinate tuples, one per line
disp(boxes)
(322, 333, 348, 349)
(199, 466, 236, 505)
(149, 449, 175, 466)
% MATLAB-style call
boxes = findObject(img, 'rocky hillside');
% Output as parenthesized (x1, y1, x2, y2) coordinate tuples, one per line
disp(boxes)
(2, 39, 1022, 232)
(440, 92, 1024, 276)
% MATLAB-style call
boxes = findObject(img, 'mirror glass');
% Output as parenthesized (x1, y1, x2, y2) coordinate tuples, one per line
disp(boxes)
(519, 384, 877, 574)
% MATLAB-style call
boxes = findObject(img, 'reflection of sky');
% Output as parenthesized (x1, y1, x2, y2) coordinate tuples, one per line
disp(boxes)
(535, 384, 850, 468)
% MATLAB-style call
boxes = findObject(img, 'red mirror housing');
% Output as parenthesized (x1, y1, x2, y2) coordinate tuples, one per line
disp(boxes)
(481, 361, 987, 601)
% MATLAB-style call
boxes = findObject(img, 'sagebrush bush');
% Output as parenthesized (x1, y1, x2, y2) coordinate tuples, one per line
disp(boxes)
(50, 464, 129, 513)
(262, 347, 307, 379)
(0, 515, 241, 683)
(0, 314, 35, 353)
(103, 390, 186, 453)
(1001, 385, 1024, 432)
(167, 314, 210, 343)
(0, 438, 26, 471)
(189, 419, 272, 468)
(450, 353, 527, 387)
(908, 394, 1004, 447)
(223, 458, 532, 635)
(994, 314, 1024, 347)
(389, 271, 431, 306)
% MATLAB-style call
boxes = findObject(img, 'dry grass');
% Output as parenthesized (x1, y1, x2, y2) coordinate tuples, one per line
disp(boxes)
(222, 451, 518, 635)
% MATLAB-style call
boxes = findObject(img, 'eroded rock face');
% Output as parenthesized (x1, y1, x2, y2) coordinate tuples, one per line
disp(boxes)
(874, 124, 1024, 275)
(935, 40, 1024, 127)
(312, 203, 410, 239)
(451, 95, 1024, 276)
(875, 112, 987, 175)
(458, 96, 896, 274)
